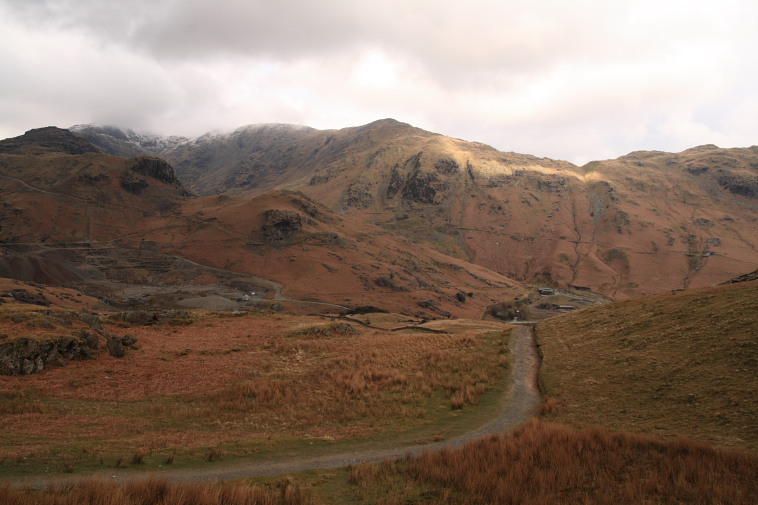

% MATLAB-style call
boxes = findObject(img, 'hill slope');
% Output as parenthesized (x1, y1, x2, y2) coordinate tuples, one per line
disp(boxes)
(71, 120, 758, 298)
(537, 280, 758, 450)
(0, 128, 522, 317)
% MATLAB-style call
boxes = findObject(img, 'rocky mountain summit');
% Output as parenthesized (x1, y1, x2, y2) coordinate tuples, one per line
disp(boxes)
(0, 126, 100, 155)
(70, 124, 188, 158)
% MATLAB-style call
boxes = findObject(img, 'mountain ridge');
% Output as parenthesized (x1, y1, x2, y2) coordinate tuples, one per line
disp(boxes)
(11, 120, 758, 298)
(0, 130, 523, 317)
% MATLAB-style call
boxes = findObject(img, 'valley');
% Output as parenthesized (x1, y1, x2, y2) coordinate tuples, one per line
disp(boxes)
(0, 122, 756, 504)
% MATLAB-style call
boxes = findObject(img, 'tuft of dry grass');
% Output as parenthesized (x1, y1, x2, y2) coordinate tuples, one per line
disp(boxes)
(537, 280, 758, 450)
(344, 420, 758, 505)
(0, 477, 312, 505)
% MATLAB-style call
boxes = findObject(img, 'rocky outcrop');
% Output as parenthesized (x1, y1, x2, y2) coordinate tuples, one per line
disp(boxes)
(110, 310, 191, 326)
(386, 165, 404, 199)
(120, 173, 149, 194)
(9, 289, 50, 306)
(402, 169, 447, 204)
(384, 152, 449, 205)
(262, 210, 303, 243)
(723, 269, 758, 284)
(587, 181, 617, 222)
(340, 182, 373, 209)
(716, 171, 758, 198)
(434, 157, 460, 175)
(373, 275, 408, 291)
(130, 156, 179, 184)
(121, 157, 191, 196)
(416, 299, 452, 318)
(0, 332, 100, 375)
(106, 334, 139, 358)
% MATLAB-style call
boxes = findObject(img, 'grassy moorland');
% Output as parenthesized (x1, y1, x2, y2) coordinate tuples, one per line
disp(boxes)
(537, 280, 758, 450)
(243, 420, 758, 505)
(0, 311, 511, 476)
(5, 421, 756, 504)
(0, 477, 312, 505)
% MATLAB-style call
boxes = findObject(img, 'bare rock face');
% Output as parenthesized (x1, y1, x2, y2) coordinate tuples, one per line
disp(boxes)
(262, 209, 303, 243)
(716, 170, 758, 198)
(384, 152, 449, 205)
(120, 173, 149, 194)
(130, 156, 179, 184)
(386, 165, 404, 199)
(340, 182, 374, 209)
(121, 157, 189, 196)
(403, 169, 449, 204)
(434, 157, 460, 175)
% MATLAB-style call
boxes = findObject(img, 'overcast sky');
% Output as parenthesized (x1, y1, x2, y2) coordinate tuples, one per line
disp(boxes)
(1, 0, 757, 163)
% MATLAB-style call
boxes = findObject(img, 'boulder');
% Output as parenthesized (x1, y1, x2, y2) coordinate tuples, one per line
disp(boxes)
(106, 335, 126, 358)
(79, 311, 103, 330)
(121, 334, 139, 349)
(77, 329, 100, 349)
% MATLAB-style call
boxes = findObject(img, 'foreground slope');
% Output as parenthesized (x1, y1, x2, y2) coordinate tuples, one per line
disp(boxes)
(0, 310, 515, 475)
(537, 279, 758, 450)
(310, 420, 757, 505)
(4, 421, 757, 504)
(73, 121, 758, 298)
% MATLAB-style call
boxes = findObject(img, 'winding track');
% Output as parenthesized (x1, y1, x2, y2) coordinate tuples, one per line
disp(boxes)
(18, 325, 540, 486)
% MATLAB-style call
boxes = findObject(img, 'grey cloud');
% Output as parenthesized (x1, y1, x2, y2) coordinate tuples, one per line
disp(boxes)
(1, 0, 757, 162)
(4, 1, 688, 82)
